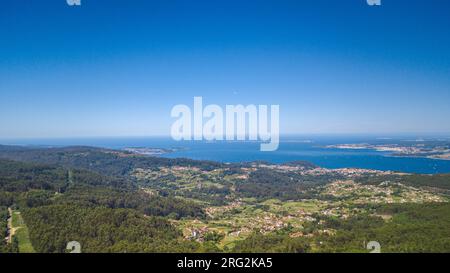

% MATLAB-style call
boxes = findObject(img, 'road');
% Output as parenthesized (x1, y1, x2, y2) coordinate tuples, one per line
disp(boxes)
(6, 207, 17, 244)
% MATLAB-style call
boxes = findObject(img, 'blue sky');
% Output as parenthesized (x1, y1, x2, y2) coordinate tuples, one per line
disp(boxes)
(1, 0, 450, 138)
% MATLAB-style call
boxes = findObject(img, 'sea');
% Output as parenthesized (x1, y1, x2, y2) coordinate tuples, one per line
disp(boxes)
(1, 135, 450, 175)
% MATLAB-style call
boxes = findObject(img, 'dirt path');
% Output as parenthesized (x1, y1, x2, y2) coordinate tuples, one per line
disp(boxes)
(6, 207, 18, 244)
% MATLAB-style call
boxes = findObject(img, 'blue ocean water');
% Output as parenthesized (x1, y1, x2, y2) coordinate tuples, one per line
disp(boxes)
(2, 136, 450, 174)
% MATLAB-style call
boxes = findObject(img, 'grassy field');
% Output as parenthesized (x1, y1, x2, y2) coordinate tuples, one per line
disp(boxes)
(11, 211, 35, 253)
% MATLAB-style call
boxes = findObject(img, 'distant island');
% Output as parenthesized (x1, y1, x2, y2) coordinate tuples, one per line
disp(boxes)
(122, 147, 177, 156)
(327, 142, 450, 160)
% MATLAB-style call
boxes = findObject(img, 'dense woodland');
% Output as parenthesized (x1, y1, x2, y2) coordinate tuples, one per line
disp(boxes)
(236, 169, 342, 201)
(0, 206, 10, 252)
(233, 233, 310, 253)
(0, 145, 223, 177)
(23, 205, 202, 253)
(0, 145, 449, 253)
(0, 156, 206, 252)
(318, 203, 450, 252)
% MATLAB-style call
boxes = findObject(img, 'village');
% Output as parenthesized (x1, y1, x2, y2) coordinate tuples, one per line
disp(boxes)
(131, 161, 448, 250)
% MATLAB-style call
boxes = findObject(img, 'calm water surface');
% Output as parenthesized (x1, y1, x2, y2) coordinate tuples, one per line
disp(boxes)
(2, 136, 450, 174)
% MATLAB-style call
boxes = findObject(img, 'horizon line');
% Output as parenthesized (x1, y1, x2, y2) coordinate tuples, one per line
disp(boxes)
(1, 132, 450, 140)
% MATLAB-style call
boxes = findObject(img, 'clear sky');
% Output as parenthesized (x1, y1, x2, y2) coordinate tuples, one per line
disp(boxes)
(1, 0, 450, 138)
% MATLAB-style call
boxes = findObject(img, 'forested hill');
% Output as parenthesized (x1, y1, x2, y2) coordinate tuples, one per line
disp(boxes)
(0, 145, 224, 177)
(0, 158, 205, 217)
(0, 158, 207, 253)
